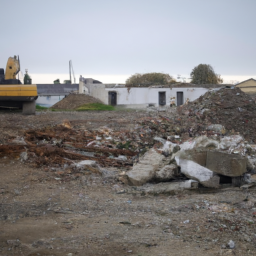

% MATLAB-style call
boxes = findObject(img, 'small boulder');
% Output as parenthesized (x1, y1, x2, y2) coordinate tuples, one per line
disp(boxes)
(126, 148, 165, 186)
(206, 151, 246, 177)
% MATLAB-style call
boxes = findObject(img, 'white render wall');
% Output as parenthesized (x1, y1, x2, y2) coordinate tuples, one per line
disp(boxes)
(105, 87, 210, 106)
(85, 84, 108, 104)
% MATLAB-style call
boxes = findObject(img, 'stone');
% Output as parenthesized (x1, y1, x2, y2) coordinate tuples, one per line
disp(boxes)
(219, 135, 243, 150)
(178, 158, 220, 188)
(177, 149, 207, 167)
(161, 141, 180, 156)
(7, 239, 20, 247)
(207, 124, 225, 134)
(10, 137, 27, 145)
(20, 152, 28, 161)
(227, 240, 235, 249)
(126, 148, 165, 186)
(179, 135, 219, 151)
(116, 155, 127, 161)
(75, 160, 97, 168)
(155, 164, 178, 181)
(118, 174, 130, 185)
(247, 157, 256, 173)
(206, 151, 246, 177)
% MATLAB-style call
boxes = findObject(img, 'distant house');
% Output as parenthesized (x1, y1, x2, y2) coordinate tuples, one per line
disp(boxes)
(236, 78, 256, 95)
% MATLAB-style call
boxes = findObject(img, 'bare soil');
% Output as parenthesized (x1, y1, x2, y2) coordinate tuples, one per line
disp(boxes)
(0, 109, 256, 256)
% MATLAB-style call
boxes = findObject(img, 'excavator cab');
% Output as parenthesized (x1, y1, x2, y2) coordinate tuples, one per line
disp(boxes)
(0, 55, 38, 114)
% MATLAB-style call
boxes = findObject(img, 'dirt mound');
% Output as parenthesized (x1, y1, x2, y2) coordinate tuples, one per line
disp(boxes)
(178, 87, 256, 142)
(51, 94, 102, 110)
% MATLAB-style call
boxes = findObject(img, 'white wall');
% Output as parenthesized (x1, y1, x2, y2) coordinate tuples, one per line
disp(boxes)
(104, 87, 209, 106)
(85, 84, 108, 104)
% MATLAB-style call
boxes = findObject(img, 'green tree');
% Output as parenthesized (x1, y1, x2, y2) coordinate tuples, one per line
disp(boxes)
(190, 64, 223, 84)
(126, 72, 176, 87)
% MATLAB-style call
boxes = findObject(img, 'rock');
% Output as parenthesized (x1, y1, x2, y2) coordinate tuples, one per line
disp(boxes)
(176, 149, 207, 167)
(10, 137, 27, 145)
(20, 152, 28, 161)
(227, 240, 235, 249)
(154, 136, 166, 145)
(75, 160, 97, 168)
(126, 148, 165, 186)
(155, 164, 178, 181)
(179, 135, 219, 151)
(247, 157, 256, 173)
(118, 174, 130, 185)
(75, 160, 101, 175)
(116, 155, 127, 161)
(7, 239, 20, 247)
(206, 151, 246, 177)
(243, 173, 252, 184)
(219, 135, 243, 150)
(178, 158, 220, 188)
(207, 124, 225, 134)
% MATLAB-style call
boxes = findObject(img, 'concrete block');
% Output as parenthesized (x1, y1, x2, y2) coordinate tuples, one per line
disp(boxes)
(206, 151, 246, 177)
(179, 158, 219, 188)
(178, 149, 207, 167)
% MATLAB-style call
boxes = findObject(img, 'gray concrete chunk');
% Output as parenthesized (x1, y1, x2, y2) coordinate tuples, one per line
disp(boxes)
(206, 151, 246, 177)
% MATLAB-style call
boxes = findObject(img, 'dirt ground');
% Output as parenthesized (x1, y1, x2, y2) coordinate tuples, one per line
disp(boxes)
(0, 109, 256, 256)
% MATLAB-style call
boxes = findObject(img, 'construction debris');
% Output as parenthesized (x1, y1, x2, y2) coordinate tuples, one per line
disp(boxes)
(1, 87, 256, 190)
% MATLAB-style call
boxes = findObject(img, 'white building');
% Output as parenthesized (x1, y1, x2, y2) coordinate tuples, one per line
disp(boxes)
(79, 78, 224, 108)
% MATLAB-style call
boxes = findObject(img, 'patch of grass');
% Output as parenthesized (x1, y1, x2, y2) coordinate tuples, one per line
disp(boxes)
(36, 105, 49, 110)
(76, 103, 115, 111)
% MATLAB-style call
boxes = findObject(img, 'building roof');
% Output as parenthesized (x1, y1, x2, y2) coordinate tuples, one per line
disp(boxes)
(235, 78, 256, 86)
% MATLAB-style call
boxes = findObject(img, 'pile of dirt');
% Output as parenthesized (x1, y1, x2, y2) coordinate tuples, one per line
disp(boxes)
(177, 87, 256, 142)
(51, 94, 102, 110)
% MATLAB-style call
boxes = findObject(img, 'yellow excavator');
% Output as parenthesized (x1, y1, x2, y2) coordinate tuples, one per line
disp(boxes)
(0, 55, 38, 114)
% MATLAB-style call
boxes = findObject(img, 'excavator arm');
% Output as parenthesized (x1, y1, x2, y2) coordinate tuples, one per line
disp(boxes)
(5, 55, 20, 80)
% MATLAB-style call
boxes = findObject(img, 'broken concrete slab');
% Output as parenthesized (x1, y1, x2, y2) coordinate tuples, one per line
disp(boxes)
(132, 180, 199, 195)
(176, 149, 207, 167)
(178, 158, 220, 188)
(206, 151, 246, 177)
(126, 148, 165, 186)
(155, 164, 178, 181)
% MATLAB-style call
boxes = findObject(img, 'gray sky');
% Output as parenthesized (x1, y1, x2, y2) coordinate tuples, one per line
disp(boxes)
(1, 0, 255, 83)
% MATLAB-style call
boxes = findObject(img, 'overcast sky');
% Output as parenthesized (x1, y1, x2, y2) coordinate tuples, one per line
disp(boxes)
(1, 0, 255, 83)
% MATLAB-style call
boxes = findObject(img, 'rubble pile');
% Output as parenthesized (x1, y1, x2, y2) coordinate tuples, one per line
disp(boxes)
(178, 87, 256, 142)
(1, 87, 256, 189)
(51, 94, 102, 110)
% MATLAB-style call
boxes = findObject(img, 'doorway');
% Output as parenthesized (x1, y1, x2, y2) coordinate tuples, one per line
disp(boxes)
(158, 92, 166, 106)
(177, 92, 184, 106)
(108, 91, 117, 106)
